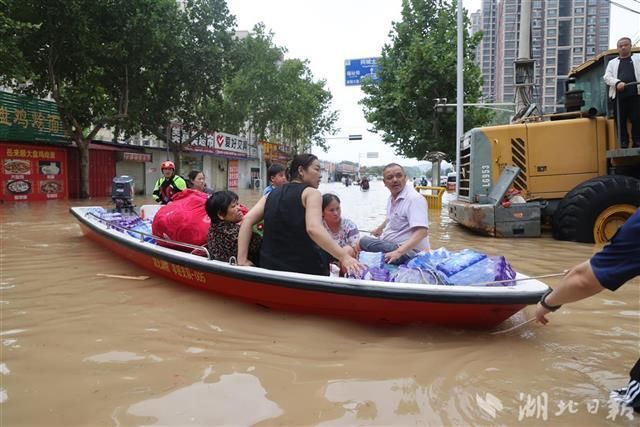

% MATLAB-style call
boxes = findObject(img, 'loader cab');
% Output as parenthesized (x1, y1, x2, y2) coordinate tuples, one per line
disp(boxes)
(565, 47, 640, 154)
(569, 46, 640, 118)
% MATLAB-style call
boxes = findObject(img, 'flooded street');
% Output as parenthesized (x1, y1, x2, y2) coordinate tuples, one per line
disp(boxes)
(1, 180, 638, 426)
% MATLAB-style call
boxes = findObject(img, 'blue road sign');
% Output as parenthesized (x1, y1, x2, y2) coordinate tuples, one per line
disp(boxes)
(345, 57, 380, 86)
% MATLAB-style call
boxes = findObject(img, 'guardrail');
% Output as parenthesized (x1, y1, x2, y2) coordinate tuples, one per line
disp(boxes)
(86, 211, 211, 259)
(415, 186, 446, 210)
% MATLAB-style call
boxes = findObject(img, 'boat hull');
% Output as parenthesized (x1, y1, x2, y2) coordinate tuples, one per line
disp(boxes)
(72, 207, 547, 329)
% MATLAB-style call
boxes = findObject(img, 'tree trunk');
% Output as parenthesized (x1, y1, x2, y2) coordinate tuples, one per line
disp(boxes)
(168, 141, 186, 176)
(77, 137, 91, 199)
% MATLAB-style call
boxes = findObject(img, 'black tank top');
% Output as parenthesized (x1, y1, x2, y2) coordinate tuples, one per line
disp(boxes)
(260, 183, 328, 276)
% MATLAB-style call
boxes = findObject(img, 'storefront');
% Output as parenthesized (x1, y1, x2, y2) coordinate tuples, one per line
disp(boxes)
(261, 141, 290, 166)
(115, 151, 152, 195)
(67, 141, 151, 198)
(0, 91, 70, 202)
(178, 129, 253, 191)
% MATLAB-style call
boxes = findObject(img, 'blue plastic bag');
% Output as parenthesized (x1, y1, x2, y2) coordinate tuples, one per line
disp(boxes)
(407, 247, 452, 270)
(358, 251, 384, 269)
(441, 256, 516, 286)
(435, 249, 487, 277)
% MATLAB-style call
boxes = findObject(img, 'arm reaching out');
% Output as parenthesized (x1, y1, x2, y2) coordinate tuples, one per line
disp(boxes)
(534, 261, 605, 325)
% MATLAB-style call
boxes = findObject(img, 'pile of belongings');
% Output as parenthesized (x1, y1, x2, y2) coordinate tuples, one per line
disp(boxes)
(86, 208, 155, 243)
(354, 248, 516, 286)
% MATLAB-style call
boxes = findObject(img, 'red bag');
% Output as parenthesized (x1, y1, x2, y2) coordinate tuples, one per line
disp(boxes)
(152, 189, 210, 251)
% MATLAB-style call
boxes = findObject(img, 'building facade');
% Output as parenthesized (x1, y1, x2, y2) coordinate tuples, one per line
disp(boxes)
(477, 0, 610, 113)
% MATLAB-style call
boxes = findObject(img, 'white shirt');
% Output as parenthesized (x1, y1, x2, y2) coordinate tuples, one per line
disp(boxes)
(603, 54, 640, 99)
(381, 183, 430, 252)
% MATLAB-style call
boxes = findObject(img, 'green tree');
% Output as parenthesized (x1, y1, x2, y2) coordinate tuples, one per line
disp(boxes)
(222, 24, 285, 139)
(223, 24, 338, 154)
(5, 0, 181, 198)
(131, 0, 237, 173)
(0, 0, 37, 82)
(360, 0, 491, 161)
(274, 58, 338, 153)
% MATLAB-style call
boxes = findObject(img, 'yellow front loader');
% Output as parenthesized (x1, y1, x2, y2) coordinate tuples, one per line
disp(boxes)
(449, 48, 640, 243)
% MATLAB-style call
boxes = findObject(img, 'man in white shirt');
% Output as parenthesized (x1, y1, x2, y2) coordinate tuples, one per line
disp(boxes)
(603, 37, 640, 148)
(358, 163, 429, 264)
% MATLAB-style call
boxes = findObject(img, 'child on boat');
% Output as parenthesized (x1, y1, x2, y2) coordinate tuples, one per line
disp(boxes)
(263, 163, 287, 196)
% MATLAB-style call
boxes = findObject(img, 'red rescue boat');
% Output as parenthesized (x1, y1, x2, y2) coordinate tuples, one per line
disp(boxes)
(70, 207, 548, 329)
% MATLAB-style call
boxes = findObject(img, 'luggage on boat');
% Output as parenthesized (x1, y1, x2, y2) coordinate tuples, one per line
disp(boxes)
(86, 208, 155, 243)
(354, 247, 516, 286)
(152, 189, 210, 251)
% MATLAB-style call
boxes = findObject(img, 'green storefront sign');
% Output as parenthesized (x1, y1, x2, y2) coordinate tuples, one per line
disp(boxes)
(0, 91, 68, 144)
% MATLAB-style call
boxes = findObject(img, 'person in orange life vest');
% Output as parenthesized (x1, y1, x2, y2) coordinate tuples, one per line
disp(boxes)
(152, 161, 187, 204)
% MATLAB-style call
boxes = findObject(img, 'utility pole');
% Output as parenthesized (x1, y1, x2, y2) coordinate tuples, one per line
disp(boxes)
(455, 0, 463, 195)
(513, 0, 536, 120)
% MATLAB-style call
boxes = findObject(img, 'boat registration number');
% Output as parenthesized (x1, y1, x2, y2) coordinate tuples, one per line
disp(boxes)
(153, 258, 206, 283)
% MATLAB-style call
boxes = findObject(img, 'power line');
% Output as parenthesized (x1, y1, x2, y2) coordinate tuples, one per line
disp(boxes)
(608, 0, 640, 14)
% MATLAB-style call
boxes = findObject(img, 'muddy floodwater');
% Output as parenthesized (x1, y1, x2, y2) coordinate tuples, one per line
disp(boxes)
(1, 180, 638, 426)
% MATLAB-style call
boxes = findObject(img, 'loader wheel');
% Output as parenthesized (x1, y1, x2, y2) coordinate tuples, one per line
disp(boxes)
(552, 175, 640, 243)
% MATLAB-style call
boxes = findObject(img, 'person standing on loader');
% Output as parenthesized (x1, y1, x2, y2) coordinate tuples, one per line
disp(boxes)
(604, 37, 640, 148)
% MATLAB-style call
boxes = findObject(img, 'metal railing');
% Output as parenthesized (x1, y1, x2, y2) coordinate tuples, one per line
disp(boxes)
(616, 81, 639, 148)
(85, 212, 211, 259)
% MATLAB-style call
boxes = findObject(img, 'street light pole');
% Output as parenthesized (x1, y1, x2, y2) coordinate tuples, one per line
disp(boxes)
(456, 0, 464, 195)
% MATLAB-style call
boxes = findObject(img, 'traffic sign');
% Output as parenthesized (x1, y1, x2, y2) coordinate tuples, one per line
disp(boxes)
(345, 57, 380, 86)
(348, 134, 362, 141)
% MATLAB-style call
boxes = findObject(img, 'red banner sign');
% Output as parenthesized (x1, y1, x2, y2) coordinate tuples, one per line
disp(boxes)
(1, 142, 68, 202)
(118, 151, 152, 162)
(227, 160, 239, 188)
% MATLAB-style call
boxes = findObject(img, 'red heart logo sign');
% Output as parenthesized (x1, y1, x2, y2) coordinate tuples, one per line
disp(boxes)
(216, 134, 225, 147)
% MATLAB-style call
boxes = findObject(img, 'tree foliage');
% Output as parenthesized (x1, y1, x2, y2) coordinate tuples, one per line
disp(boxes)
(2, 1, 338, 196)
(223, 24, 338, 153)
(0, 0, 37, 82)
(4, 0, 182, 197)
(360, 0, 491, 161)
(128, 0, 237, 171)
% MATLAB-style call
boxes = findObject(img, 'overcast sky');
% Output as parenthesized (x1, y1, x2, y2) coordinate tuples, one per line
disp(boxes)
(226, 0, 640, 166)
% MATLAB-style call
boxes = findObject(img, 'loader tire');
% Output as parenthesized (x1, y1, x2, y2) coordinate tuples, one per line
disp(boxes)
(552, 175, 640, 243)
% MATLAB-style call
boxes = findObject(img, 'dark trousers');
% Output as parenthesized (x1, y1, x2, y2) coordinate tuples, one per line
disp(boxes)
(616, 95, 640, 147)
(359, 236, 413, 265)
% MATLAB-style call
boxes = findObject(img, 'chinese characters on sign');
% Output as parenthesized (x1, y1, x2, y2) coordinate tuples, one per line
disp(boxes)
(261, 141, 290, 163)
(119, 152, 152, 163)
(345, 57, 381, 86)
(227, 160, 239, 188)
(168, 124, 252, 159)
(1, 144, 68, 202)
(0, 92, 67, 143)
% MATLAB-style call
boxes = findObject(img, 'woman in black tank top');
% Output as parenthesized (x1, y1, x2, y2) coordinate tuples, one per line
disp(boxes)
(237, 154, 362, 277)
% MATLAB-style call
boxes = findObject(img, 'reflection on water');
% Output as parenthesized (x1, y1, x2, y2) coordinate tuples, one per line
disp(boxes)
(83, 351, 162, 364)
(121, 368, 282, 426)
(0, 181, 638, 425)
